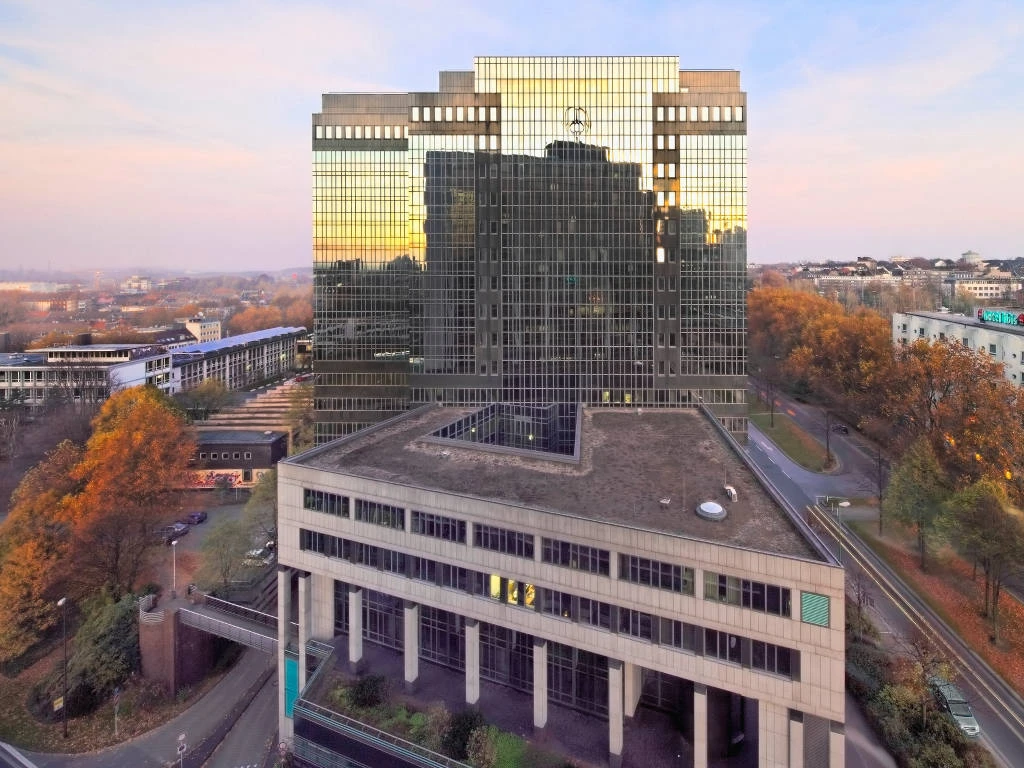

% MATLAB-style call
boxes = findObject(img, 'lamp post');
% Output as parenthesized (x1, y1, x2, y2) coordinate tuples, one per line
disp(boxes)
(171, 539, 178, 598)
(56, 597, 68, 738)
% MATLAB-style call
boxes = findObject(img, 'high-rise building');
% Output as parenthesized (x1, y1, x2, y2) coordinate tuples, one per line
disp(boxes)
(312, 57, 747, 441)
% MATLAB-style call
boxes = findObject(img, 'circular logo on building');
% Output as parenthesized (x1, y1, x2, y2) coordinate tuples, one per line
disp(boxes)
(563, 106, 590, 137)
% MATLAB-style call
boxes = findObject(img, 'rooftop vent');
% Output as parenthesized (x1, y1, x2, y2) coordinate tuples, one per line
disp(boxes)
(696, 501, 726, 522)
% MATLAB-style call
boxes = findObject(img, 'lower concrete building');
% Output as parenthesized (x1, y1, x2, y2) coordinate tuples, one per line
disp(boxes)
(276, 405, 845, 767)
(186, 429, 288, 490)
(0, 343, 173, 410)
(893, 309, 1024, 386)
(171, 326, 306, 393)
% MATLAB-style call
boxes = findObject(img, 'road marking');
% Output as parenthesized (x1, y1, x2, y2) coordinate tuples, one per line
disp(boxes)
(0, 742, 39, 768)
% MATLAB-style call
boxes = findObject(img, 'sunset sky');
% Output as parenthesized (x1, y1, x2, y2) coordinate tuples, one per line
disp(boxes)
(1, 0, 1021, 273)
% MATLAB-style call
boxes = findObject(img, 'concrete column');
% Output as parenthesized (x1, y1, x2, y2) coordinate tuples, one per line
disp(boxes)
(608, 659, 624, 768)
(623, 662, 642, 718)
(276, 567, 293, 741)
(403, 601, 420, 692)
(758, 699, 789, 767)
(348, 586, 363, 673)
(310, 572, 334, 640)
(297, 572, 311, 690)
(693, 684, 708, 768)
(465, 619, 480, 705)
(532, 637, 548, 731)
(788, 711, 804, 768)
(829, 721, 845, 768)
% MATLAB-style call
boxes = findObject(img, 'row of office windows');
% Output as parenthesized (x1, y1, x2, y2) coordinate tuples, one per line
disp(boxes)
(315, 125, 409, 140)
(304, 528, 798, 680)
(411, 106, 498, 123)
(655, 105, 743, 123)
(301, 489, 787, 613)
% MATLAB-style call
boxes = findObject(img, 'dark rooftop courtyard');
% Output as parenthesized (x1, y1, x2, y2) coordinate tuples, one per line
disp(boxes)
(295, 406, 820, 560)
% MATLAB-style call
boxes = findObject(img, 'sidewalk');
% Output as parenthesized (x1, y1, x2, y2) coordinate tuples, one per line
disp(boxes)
(23, 649, 273, 768)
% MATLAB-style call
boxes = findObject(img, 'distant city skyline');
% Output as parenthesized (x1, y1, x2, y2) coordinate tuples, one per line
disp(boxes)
(1, 0, 1021, 271)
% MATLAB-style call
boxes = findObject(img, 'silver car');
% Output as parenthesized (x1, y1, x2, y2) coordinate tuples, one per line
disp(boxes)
(930, 677, 981, 738)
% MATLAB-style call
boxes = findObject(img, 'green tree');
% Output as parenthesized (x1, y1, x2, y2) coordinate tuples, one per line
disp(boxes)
(882, 438, 950, 571)
(243, 469, 277, 543)
(175, 378, 235, 420)
(197, 520, 251, 592)
(943, 480, 1024, 643)
(28, 595, 139, 718)
(287, 383, 314, 452)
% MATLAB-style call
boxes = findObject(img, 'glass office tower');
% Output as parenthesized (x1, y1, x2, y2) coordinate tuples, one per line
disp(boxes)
(312, 57, 747, 442)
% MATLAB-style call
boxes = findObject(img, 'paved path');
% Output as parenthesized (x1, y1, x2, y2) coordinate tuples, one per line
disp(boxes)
(205, 666, 278, 768)
(22, 650, 273, 768)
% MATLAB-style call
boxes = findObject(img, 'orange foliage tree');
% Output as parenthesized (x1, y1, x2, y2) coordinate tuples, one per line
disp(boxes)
(227, 305, 284, 334)
(67, 387, 196, 598)
(0, 441, 84, 661)
(884, 339, 1024, 494)
(788, 307, 894, 418)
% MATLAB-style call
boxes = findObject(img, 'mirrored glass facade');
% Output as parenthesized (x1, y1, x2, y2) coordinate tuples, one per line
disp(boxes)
(313, 57, 747, 442)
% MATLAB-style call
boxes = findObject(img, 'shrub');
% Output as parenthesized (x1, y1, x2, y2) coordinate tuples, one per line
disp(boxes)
(467, 725, 499, 768)
(492, 730, 526, 768)
(350, 674, 389, 708)
(422, 702, 451, 753)
(28, 595, 139, 719)
(846, 640, 890, 699)
(443, 707, 485, 759)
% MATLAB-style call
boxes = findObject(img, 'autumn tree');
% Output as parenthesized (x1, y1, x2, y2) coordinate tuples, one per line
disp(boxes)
(227, 305, 284, 334)
(882, 437, 951, 571)
(884, 339, 1024, 495)
(0, 441, 84, 662)
(788, 307, 894, 419)
(67, 387, 196, 598)
(943, 480, 1024, 644)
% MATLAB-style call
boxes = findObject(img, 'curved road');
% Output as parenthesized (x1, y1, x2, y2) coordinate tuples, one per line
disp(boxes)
(747, 391, 1024, 768)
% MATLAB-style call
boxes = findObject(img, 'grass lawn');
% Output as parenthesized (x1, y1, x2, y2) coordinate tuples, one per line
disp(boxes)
(748, 410, 831, 472)
(850, 520, 1024, 696)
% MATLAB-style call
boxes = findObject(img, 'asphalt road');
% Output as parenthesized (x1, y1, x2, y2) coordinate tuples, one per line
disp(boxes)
(748, 390, 1024, 767)
(205, 662, 279, 768)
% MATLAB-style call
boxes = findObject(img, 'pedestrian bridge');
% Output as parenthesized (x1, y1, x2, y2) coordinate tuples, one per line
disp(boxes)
(177, 597, 288, 653)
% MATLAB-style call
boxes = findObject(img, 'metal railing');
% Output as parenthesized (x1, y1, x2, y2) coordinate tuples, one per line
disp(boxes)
(178, 608, 277, 654)
(203, 595, 278, 630)
(701, 402, 840, 565)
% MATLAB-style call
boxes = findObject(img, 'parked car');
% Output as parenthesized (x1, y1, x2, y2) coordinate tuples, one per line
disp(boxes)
(155, 523, 190, 546)
(243, 545, 275, 567)
(929, 677, 980, 737)
(187, 511, 208, 524)
(830, 424, 849, 434)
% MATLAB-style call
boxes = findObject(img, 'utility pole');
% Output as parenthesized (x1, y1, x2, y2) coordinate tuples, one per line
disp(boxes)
(824, 410, 832, 467)
(877, 448, 886, 535)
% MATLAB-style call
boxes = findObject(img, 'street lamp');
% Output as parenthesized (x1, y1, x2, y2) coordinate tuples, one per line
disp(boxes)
(56, 597, 68, 738)
(171, 539, 178, 598)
